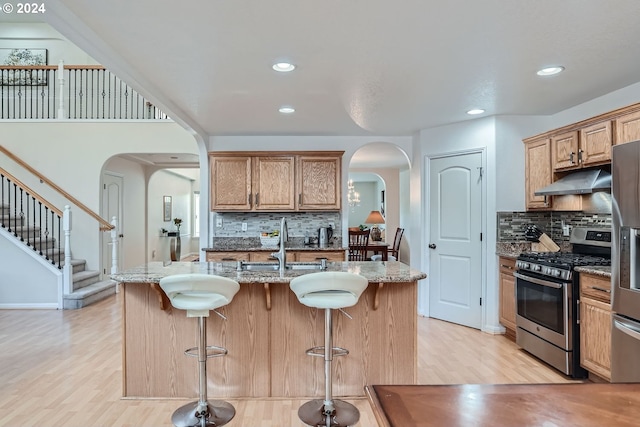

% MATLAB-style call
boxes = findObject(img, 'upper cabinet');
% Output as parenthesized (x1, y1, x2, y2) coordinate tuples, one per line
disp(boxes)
(552, 122, 612, 172)
(210, 151, 343, 212)
(524, 138, 552, 210)
(297, 155, 341, 210)
(615, 110, 640, 145)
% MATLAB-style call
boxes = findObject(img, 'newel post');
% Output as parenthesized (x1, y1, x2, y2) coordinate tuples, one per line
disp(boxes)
(57, 60, 67, 119)
(63, 205, 72, 297)
(110, 216, 119, 275)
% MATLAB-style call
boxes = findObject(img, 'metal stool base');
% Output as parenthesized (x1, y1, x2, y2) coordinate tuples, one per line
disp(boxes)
(170, 400, 235, 427)
(298, 399, 360, 427)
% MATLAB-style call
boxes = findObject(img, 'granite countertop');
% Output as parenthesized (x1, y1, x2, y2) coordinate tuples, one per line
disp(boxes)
(575, 265, 612, 278)
(111, 261, 427, 284)
(496, 242, 532, 258)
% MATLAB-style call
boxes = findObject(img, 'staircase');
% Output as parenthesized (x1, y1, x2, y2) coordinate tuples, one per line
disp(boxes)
(1, 203, 117, 309)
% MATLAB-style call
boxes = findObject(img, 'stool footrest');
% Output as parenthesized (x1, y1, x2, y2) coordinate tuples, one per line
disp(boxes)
(305, 345, 349, 358)
(185, 345, 228, 358)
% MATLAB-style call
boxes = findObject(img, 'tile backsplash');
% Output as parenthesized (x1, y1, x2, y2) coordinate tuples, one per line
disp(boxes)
(497, 211, 611, 245)
(211, 211, 342, 241)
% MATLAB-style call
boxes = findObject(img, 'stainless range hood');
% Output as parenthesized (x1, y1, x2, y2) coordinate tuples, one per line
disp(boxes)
(534, 168, 611, 196)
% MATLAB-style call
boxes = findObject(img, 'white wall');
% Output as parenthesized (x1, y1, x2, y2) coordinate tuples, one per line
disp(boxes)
(0, 229, 59, 307)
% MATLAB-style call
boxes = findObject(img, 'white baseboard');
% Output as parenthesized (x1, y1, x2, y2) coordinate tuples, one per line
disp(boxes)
(482, 324, 506, 335)
(0, 303, 58, 309)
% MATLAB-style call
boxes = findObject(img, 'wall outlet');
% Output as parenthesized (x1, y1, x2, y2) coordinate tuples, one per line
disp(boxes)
(241, 222, 248, 231)
(216, 216, 223, 227)
(562, 225, 571, 236)
(329, 222, 335, 229)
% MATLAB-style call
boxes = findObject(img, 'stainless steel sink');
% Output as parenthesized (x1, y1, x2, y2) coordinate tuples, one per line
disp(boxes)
(237, 261, 327, 271)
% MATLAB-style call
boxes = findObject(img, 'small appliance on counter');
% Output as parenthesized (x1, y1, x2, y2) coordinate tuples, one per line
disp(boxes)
(318, 226, 333, 247)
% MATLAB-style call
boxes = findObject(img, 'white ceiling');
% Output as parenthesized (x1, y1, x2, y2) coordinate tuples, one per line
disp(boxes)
(13, 1, 640, 167)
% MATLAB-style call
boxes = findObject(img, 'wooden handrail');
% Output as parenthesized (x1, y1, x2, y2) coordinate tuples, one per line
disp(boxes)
(0, 146, 114, 230)
(0, 166, 62, 217)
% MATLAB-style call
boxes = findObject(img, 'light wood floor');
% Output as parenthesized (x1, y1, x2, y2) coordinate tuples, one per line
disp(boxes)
(0, 294, 576, 427)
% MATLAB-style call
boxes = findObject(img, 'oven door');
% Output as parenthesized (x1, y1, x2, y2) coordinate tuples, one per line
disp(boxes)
(514, 271, 571, 351)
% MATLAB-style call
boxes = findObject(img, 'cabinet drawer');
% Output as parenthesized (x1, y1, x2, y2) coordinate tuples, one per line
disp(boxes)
(206, 252, 250, 262)
(580, 274, 612, 304)
(295, 251, 345, 262)
(499, 257, 516, 274)
(250, 251, 277, 262)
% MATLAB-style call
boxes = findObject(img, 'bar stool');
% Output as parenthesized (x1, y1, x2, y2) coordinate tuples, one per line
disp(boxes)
(290, 272, 368, 427)
(159, 274, 241, 427)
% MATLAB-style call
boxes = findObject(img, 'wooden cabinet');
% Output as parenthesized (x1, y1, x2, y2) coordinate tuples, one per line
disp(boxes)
(206, 250, 345, 262)
(579, 273, 612, 381)
(210, 154, 295, 211)
(498, 257, 517, 338)
(297, 155, 341, 210)
(552, 123, 611, 172)
(210, 152, 342, 212)
(615, 110, 640, 145)
(295, 250, 345, 262)
(206, 251, 251, 262)
(524, 138, 552, 210)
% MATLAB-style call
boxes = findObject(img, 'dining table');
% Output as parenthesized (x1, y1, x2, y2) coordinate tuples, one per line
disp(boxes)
(366, 240, 389, 261)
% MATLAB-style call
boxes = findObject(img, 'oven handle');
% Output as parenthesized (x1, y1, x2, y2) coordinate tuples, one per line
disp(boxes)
(513, 272, 563, 289)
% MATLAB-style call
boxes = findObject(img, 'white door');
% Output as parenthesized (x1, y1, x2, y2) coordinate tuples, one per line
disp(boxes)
(102, 172, 123, 275)
(428, 152, 483, 329)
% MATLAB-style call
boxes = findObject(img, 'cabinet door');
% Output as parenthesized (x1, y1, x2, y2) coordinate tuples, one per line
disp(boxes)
(498, 257, 517, 334)
(524, 138, 552, 210)
(580, 121, 612, 167)
(552, 131, 580, 171)
(297, 155, 342, 210)
(295, 250, 345, 262)
(210, 156, 252, 210)
(253, 156, 296, 211)
(580, 297, 612, 381)
(615, 110, 640, 145)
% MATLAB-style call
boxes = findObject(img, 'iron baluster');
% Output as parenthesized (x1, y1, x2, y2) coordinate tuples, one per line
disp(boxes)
(38, 201, 42, 255)
(18, 188, 24, 241)
(43, 206, 49, 260)
(57, 215, 62, 269)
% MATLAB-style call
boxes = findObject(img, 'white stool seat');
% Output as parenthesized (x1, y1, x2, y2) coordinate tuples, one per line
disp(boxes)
(160, 274, 240, 317)
(370, 254, 397, 261)
(290, 272, 368, 309)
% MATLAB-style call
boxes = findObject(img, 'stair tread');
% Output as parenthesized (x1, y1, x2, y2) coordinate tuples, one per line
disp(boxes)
(73, 270, 100, 280)
(64, 280, 117, 299)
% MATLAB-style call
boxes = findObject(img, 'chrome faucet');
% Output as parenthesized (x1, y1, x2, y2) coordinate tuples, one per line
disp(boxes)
(271, 217, 288, 271)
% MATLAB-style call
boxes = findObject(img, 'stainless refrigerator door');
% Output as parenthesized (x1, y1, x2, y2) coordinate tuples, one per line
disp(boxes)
(611, 314, 640, 382)
(612, 140, 640, 317)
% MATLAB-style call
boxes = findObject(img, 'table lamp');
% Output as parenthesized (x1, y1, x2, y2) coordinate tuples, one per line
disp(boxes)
(365, 210, 385, 241)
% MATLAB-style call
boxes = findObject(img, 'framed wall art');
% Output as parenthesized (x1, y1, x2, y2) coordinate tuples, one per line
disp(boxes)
(0, 48, 48, 85)
(163, 196, 172, 221)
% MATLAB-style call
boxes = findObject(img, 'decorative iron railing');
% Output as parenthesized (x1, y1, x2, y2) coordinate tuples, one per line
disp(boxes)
(0, 63, 169, 120)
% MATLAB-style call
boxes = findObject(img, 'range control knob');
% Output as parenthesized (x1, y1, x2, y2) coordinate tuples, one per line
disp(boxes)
(533, 264, 542, 272)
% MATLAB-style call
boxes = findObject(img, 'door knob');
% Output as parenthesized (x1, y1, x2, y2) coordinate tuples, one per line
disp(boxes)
(428, 243, 436, 249)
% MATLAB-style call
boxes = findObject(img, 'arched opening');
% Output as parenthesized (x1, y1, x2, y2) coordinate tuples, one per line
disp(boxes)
(348, 142, 410, 262)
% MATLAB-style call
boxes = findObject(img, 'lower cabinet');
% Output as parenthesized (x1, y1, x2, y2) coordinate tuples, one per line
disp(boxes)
(206, 250, 345, 262)
(579, 273, 612, 381)
(498, 257, 517, 338)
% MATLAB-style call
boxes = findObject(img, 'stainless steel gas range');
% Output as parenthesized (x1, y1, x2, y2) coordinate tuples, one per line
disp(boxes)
(514, 227, 611, 378)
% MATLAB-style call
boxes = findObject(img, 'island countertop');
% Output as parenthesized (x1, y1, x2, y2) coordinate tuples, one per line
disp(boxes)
(111, 260, 427, 284)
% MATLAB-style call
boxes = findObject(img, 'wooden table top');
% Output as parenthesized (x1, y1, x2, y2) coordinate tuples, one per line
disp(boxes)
(366, 383, 640, 427)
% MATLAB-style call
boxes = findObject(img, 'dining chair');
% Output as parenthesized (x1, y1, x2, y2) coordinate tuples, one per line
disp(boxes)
(370, 227, 404, 261)
(348, 229, 370, 261)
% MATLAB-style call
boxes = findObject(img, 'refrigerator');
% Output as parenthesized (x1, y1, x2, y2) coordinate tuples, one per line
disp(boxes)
(611, 139, 640, 382)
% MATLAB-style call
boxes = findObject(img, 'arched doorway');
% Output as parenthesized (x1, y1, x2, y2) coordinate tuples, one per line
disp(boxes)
(348, 142, 410, 262)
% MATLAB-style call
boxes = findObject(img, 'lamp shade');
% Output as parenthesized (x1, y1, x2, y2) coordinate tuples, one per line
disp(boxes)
(365, 210, 385, 224)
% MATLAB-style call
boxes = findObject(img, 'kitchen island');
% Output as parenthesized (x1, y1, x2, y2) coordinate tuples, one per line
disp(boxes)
(111, 261, 426, 399)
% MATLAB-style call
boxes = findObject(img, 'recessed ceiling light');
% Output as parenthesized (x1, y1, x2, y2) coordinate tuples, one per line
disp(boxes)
(537, 66, 565, 76)
(279, 106, 295, 114)
(272, 62, 296, 72)
(467, 109, 485, 115)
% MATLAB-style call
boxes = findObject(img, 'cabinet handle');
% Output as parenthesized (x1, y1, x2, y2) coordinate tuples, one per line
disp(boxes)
(256, 192, 260, 206)
(569, 151, 575, 164)
(298, 193, 302, 204)
(221, 258, 236, 261)
(590, 286, 611, 293)
(578, 149, 583, 163)
(500, 264, 514, 269)
(576, 299, 580, 324)
(248, 193, 252, 208)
